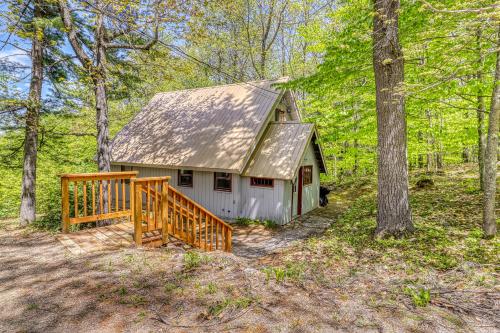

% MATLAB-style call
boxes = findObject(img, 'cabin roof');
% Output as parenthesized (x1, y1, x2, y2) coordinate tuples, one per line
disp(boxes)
(110, 79, 286, 172)
(110, 78, 327, 177)
(242, 122, 324, 180)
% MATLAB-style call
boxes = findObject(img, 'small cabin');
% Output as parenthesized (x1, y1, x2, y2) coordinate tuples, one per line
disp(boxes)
(110, 78, 327, 225)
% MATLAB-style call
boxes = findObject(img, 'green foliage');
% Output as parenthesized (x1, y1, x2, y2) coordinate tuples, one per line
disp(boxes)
(234, 217, 253, 226)
(263, 261, 305, 284)
(164, 282, 180, 293)
(235, 217, 279, 229)
(290, 0, 497, 183)
(183, 251, 211, 270)
(206, 282, 218, 294)
(207, 296, 253, 317)
(404, 286, 431, 307)
(320, 167, 499, 270)
(262, 219, 279, 229)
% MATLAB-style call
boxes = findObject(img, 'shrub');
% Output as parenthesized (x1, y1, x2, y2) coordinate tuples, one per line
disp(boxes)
(263, 262, 305, 283)
(183, 251, 211, 269)
(404, 286, 431, 307)
(234, 217, 253, 226)
(33, 183, 62, 231)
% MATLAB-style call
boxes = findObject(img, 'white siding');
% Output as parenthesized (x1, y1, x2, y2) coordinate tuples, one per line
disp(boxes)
(300, 141, 320, 214)
(112, 139, 320, 224)
(282, 180, 294, 222)
(111, 164, 240, 219)
(240, 177, 288, 225)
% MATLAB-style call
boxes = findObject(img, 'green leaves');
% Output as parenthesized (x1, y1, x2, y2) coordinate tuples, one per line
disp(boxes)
(290, 0, 497, 181)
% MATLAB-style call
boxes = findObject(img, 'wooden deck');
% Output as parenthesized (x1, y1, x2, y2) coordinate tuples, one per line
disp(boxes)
(59, 172, 233, 253)
(56, 222, 211, 255)
(56, 223, 135, 255)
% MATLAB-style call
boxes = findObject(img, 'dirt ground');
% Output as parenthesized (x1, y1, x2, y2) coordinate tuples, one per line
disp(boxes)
(0, 222, 496, 332)
(1, 168, 498, 332)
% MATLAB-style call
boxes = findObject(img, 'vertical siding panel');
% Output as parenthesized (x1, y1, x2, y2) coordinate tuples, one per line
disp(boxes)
(300, 142, 320, 214)
(111, 164, 306, 224)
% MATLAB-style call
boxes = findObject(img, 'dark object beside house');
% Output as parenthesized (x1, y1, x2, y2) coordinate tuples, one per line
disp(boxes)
(319, 186, 330, 207)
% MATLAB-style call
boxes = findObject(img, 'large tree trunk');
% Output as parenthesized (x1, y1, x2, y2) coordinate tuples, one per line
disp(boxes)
(94, 6, 111, 225)
(94, 74, 111, 173)
(94, 5, 111, 173)
(20, 0, 44, 226)
(476, 27, 486, 190)
(372, 0, 413, 238)
(482, 26, 500, 238)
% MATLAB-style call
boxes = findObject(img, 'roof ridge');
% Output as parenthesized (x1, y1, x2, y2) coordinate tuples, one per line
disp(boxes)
(153, 77, 289, 96)
(270, 121, 313, 125)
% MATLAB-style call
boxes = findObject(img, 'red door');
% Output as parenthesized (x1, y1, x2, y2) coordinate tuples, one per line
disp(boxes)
(297, 167, 303, 215)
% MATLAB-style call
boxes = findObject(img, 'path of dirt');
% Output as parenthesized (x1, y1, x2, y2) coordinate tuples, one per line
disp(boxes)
(231, 211, 333, 259)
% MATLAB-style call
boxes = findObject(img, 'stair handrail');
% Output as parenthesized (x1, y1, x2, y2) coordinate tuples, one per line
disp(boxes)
(140, 183, 233, 231)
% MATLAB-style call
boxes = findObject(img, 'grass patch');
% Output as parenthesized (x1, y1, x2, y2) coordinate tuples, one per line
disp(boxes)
(183, 251, 212, 270)
(319, 166, 499, 270)
(235, 217, 279, 229)
(207, 296, 253, 317)
(26, 303, 39, 311)
(403, 286, 431, 307)
(263, 261, 305, 284)
(206, 282, 218, 294)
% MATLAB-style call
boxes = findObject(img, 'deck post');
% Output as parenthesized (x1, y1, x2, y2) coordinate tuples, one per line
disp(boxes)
(130, 173, 137, 223)
(61, 176, 70, 233)
(161, 179, 169, 244)
(225, 227, 232, 252)
(133, 181, 143, 246)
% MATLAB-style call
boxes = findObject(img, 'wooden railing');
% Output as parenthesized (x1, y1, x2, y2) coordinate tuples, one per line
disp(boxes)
(132, 176, 170, 247)
(61, 171, 233, 252)
(135, 180, 232, 251)
(61, 171, 138, 232)
(167, 185, 233, 252)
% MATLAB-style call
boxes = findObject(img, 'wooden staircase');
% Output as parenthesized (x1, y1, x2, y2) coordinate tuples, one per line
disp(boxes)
(60, 172, 232, 252)
(133, 177, 233, 251)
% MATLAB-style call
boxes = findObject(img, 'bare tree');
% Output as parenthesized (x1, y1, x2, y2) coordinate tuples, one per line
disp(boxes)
(372, 0, 413, 238)
(19, 0, 45, 226)
(245, 0, 288, 79)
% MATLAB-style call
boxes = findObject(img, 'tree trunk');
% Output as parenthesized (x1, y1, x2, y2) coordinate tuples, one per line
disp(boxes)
(94, 74, 111, 172)
(20, 0, 44, 226)
(259, 46, 266, 79)
(482, 26, 500, 238)
(426, 109, 434, 172)
(476, 27, 486, 190)
(372, 0, 413, 238)
(94, 6, 111, 173)
(94, 6, 111, 225)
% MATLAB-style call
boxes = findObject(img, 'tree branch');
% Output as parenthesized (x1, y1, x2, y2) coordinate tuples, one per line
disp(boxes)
(58, 0, 92, 67)
(420, 0, 499, 14)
